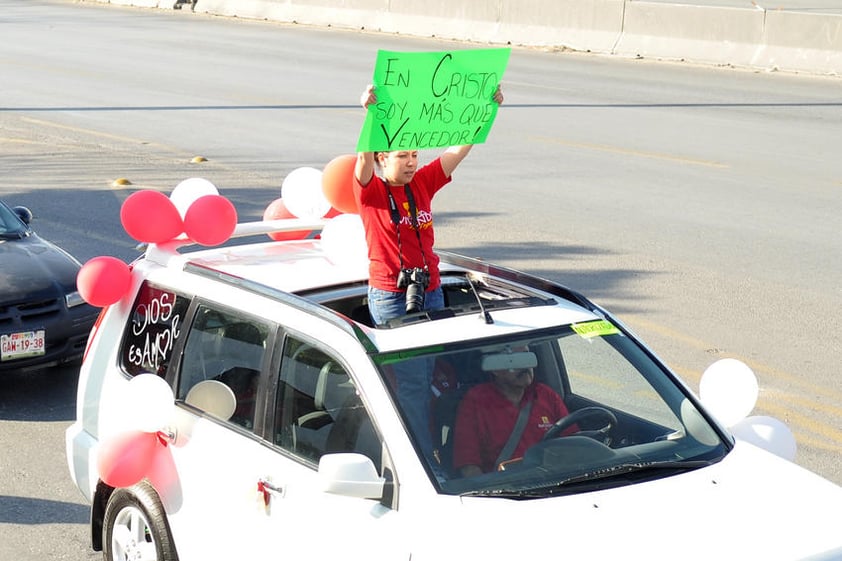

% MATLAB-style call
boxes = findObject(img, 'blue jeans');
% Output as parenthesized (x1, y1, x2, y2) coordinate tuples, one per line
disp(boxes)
(368, 285, 444, 474)
(367, 285, 444, 326)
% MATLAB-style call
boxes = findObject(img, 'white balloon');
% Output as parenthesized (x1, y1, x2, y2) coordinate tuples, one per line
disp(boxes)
(320, 214, 368, 266)
(124, 373, 176, 433)
(731, 415, 797, 461)
(185, 380, 236, 421)
(699, 358, 759, 427)
(281, 167, 330, 220)
(170, 177, 219, 218)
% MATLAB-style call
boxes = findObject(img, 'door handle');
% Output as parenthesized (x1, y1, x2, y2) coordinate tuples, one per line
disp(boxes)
(257, 479, 285, 506)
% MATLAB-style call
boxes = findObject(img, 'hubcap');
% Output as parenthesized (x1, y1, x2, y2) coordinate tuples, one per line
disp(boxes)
(111, 505, 157, 561)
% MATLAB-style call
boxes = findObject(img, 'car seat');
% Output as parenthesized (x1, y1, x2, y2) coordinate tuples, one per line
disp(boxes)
(290, 359, 358, 462)
(326, 392, 382, 472)
(430, 351, 486, 476)
(214, 322, 265, 428)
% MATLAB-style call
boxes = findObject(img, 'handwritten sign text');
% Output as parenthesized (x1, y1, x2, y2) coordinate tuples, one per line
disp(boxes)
(356, 48, 511, 152)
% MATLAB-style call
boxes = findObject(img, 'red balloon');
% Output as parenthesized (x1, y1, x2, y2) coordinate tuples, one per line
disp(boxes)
(321, 154, 359, 214)
(97, 431, 160, 488)
(120, 190, 183, 243)
(146, 441, 180, 506)
(77, 256, 132, 307)
(262, 198, 311, 241)
(324, 206, 343, 219)
(184, 195, 237, 246)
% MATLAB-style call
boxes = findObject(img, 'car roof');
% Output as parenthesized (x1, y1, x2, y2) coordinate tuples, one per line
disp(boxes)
(142, 219, 602, 353)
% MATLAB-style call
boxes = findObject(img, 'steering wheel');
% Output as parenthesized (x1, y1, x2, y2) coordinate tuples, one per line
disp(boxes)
(542, 406, 618, 444)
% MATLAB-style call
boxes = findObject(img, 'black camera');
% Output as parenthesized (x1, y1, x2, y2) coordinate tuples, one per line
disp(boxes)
(396, 267, 430, 314)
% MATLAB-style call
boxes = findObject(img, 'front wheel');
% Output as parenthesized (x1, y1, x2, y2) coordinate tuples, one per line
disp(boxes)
(102, 481, 179, 561)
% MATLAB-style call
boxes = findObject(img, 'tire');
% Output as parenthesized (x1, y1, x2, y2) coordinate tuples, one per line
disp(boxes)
(102, 481, 179, 561)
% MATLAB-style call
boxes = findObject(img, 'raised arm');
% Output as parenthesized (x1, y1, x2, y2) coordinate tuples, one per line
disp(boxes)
(355, 84, 378, 186)
(439, 84, 504, 178)
(439, 144, 475, 178)
(355, 151, 375, 186)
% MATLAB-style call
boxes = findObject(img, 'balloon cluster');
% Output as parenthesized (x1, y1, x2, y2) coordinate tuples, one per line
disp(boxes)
(264, 155, 368, 266)
(76, 178, 238, 307)
(263, 154, 358, 240)
(97, 374, 177, 488)
(699, 358, 797, 461)
(78, 155, 366, 304)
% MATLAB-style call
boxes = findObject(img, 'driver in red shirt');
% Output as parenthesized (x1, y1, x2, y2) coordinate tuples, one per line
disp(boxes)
(452, 350, 571, 477)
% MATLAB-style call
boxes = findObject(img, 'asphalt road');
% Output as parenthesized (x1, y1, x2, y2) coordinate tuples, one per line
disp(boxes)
(1, 0, 841, 558)
(0, 365, 99, 560)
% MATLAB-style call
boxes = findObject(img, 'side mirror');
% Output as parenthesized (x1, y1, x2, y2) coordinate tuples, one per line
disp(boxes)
(318, 453, 385, 499)
(12, 206, 33, 225)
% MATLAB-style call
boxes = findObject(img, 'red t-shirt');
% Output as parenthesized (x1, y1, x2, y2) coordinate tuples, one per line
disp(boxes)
(354, 158, 451, 292)
(452, 382, 570, 474)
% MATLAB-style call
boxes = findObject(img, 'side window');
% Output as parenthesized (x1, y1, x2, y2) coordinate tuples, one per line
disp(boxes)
(273, 338, 381, 472)
(121, 282, 189, 378)
(176, 305, 269, 431)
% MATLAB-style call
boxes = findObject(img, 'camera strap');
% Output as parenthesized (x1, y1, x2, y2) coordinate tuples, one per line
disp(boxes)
(385, 181, 428, 272)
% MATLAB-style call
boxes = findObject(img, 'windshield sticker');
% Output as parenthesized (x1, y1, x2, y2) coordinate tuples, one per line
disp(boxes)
(571, 320, 620, 339)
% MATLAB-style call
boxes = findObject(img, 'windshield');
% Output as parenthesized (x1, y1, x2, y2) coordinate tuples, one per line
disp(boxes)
(374, 319, 727, 497)
(0, 203, 27, 238)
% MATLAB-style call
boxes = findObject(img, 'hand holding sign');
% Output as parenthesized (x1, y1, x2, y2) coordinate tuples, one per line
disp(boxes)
(356, 48, 510, 152)
(360, 84, 377, 109)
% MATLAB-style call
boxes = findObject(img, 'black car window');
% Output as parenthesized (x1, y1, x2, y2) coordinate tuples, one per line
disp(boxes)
(273, 338, 381, 472)
(0, 203, 26, 237)
(176, 305, 269, 431)
(121, 282, 190, 378)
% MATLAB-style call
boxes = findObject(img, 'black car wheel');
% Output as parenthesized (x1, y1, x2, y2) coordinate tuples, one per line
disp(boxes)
(102, 481, 179, 561)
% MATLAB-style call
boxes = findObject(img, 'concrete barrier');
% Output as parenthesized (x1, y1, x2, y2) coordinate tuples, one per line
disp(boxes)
(192, 0, 626, 53)
(613, 2, 764, 68)
(194, 0, 384, 29)
(754, 10, 842, 74)
(84, 0, 842, 76)
(493, 0, 624, 53)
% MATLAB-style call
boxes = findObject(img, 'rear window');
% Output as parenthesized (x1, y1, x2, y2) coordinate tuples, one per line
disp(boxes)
(120, 281, 190, 377)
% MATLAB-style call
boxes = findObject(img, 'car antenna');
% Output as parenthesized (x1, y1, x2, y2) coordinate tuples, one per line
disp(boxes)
(466, 274, 494, 324)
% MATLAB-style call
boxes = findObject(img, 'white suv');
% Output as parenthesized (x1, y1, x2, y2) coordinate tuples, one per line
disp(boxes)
(67, 218, 842, 561)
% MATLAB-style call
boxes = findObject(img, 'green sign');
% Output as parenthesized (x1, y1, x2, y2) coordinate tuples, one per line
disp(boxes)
(356, 48, 511, 152)
(571, 320, 621, 339)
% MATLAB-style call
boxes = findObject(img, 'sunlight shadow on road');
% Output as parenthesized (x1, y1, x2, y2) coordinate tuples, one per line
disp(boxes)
(0, 495, 88, 525)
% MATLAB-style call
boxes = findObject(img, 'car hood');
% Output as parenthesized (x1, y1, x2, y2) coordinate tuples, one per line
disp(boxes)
(0, 234, 82, 303)
(417, 442, 842, 560)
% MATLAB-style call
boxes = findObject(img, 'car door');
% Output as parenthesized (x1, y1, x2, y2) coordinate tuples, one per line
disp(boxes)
(163, 302, 279, 559)
(251, 334, 407, 560)
(167, 306, 407, 560)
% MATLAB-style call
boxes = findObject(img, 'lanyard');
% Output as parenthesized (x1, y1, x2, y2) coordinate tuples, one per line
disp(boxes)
(385, 181, 428, 271)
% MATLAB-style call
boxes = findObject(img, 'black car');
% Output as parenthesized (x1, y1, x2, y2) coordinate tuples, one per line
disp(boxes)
(0, 201, 98, 372)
